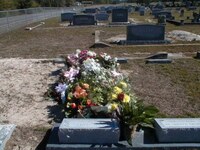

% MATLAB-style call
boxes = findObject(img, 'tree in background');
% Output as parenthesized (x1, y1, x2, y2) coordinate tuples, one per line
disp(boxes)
(0, 0, 16, 10)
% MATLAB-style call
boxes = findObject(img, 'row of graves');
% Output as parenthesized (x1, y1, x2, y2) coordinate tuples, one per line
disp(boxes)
(60, 6, 169, 46)
(149, 2, 200, 25)
(61, 6, 133, 26)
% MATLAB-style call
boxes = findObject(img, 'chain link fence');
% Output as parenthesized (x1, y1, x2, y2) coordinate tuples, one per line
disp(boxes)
(0, 7, 82, 35)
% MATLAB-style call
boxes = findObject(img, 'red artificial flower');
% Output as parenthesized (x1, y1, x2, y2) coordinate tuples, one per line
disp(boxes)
(118, 93, 125, 101)
(78, 105, 83, 110)
(71, 103, 77, 109)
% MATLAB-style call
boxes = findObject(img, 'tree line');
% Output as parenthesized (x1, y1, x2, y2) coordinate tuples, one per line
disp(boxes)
(0, 0, 74, 10)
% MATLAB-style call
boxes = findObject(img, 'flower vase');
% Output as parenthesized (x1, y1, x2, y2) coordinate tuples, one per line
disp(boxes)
(120, 122, 137, 145)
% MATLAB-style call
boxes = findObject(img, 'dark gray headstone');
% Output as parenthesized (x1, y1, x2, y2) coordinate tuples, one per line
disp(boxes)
(154, 118, 200, 143)
(152, 8, 162, 16)
(112, 8, 128, 22)
(154, 11, 172, 19)
(73, 15, 96, 26)
(127, 24, 165, 41)
(83, 8, 97, 14)
(95, 13, 109, 21)
(0, 124, 16, 150)
(196, 52, 200, 59)
(58, 118, 120, 144)
(139, 6, 145, 16)
(61, 12, 76, 22)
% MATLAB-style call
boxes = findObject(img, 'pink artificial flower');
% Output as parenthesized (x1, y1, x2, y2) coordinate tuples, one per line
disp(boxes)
(64, 67, 79, 81)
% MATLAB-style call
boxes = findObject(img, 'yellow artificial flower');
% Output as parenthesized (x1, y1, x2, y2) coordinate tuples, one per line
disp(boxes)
(111, 103, 118, 111)
(123, 94, 130, 103)
(111, 93, 118, 100)
(119, 81, 127, 88)
(113, 86, 122, 94)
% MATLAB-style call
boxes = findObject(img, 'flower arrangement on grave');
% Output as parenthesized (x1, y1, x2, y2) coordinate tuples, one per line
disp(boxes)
(48, 49, 158, 142)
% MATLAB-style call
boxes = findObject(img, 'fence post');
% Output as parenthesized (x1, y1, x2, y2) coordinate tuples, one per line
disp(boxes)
(6, 10, 10, 32)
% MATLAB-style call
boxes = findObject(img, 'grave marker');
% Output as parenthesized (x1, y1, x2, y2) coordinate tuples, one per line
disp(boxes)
(127, 24, 165, 41)
(58, 118, 120, 144)
(61, 12, 76, 22)
(73, 15, 96, 26)
(154, 118, 200, 143)
(112, 8, 128, 22)
(95, 13, 109, 21)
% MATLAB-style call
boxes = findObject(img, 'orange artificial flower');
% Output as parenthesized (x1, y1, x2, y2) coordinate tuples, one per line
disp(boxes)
(82, 83, 89, 89)
(74, 85, 88, 98)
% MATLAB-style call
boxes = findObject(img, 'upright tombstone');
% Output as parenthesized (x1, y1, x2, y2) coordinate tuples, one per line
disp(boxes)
(139, 6, 145, 16)
(95, 13, 109, 21)
(83, 8, 97, 14)
(127, 24, 165, 41)
(112, 8, 128, 23)
(151, 8, 162, 16)
(154, 11, 172, 19)
(120, 24, 166, 44)
(180, 9, 184, 17)
(72, 15, 96, 26)
(61, 12, 76, 22)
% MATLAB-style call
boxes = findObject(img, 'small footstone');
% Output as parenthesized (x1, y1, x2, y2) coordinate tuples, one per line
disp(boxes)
(154, 118, 200, 143)
(58, 118, 120, 144)
(146, 59, 172, 64)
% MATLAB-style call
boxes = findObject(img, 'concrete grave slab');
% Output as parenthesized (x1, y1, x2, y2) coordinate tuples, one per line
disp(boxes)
(46, 123, 131, 150)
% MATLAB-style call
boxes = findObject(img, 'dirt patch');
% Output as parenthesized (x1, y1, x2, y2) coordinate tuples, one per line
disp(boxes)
(0, 59, 64, 149)
(167, 30, 200, 42)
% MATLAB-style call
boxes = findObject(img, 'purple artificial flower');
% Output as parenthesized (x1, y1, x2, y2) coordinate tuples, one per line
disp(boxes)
(55, 83, 68, 93)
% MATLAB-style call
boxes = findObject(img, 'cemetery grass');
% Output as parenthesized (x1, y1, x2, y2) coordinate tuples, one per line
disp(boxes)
(0, 18, 200, 149)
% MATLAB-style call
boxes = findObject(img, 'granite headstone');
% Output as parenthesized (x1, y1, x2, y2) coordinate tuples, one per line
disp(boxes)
(127, 24, 165, 41)
(61, 12, 76, 22)
(83, 8, 97, 14)
(72, 15, 96, 25)
(112, 8, 128, 22)
(95, 13, 109, 21)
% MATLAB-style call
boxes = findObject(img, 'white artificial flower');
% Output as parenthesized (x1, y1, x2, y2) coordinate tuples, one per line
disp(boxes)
(76, 49, 81, 54)
(104, 55, 111, 61)
(61, 91, 66, 104)
(87, 51, 96, 57)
